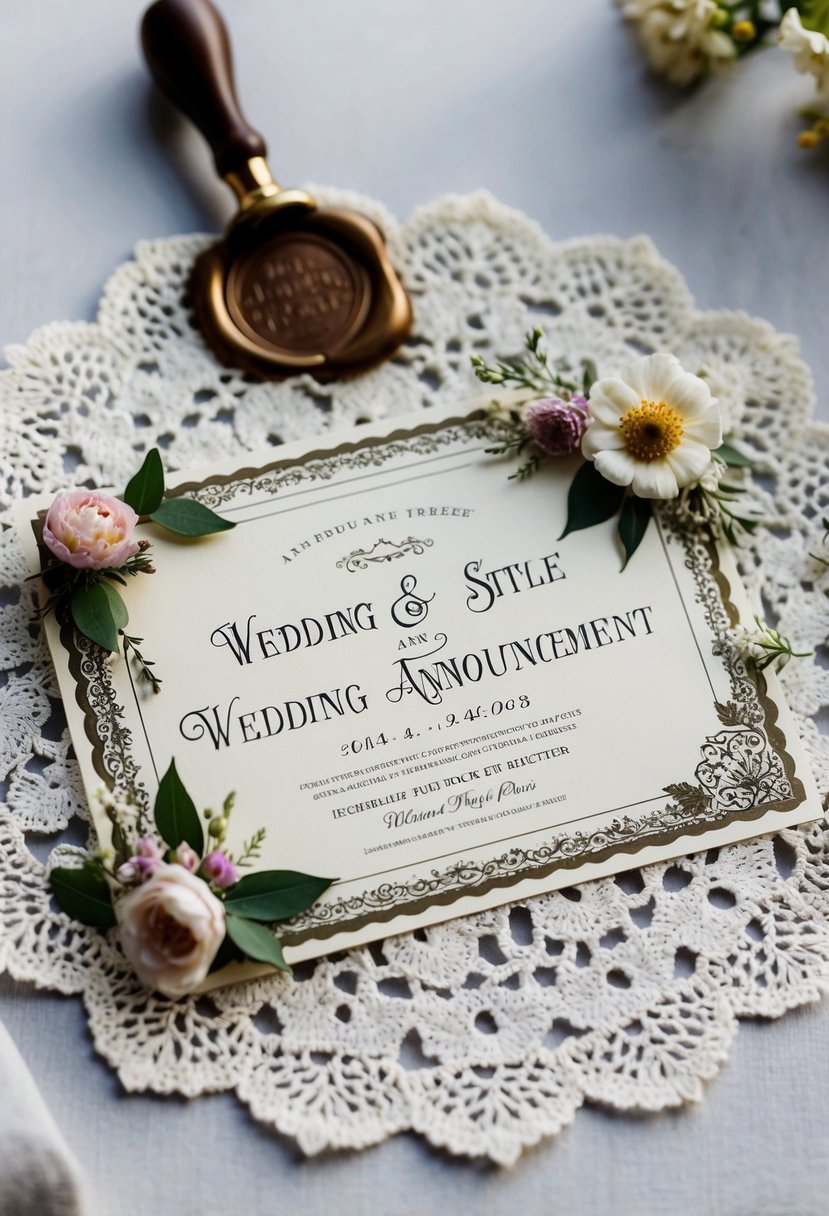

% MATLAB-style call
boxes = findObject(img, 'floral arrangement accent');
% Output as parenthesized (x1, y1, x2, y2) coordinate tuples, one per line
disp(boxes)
(729, 615, 813, 671)
(473, 331, 811, 671)
(615, 0, 742, 87)
(49, 761, 334, 998)
(616, 0, 829, 147)
(38, 449, 234, 692)
(474, 329, 757, 566)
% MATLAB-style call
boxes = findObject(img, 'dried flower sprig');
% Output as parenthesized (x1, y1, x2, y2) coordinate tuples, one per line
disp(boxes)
(472, 327, 596, 398)
(729, 615, 812, 671)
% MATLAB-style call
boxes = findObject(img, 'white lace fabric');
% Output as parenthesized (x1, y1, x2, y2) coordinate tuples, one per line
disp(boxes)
(1, 190, 828, 1165)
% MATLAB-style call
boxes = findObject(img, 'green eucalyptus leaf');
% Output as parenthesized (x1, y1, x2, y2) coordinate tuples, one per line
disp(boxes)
(70, 581, 127, 652)
(558, 461, 625, 541)
(154, 759, 204, 854)
(714, 441, 751, 468)
(150, 498, 235, 537)
(123, 448, 165, 515)
(225, 914, 290, 972)
(223, 871, 335, 922)
(50, 863, 116, 929)
(618, 495, 652, 570)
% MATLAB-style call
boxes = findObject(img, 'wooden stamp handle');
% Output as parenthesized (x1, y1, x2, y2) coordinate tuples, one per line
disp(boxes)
(141, 0, 267, 179)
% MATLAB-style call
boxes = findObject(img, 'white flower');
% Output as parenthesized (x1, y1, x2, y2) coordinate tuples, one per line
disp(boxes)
(728, 616, 810, 672)
(583, 352, 723, 499)
(116, 863, 226, 998)
(779, 8, 829, 96)
(618, 0, 736, 86)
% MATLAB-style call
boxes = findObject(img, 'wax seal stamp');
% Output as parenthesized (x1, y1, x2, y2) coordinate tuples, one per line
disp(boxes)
(226, 233, 370, 355)
(141, 0, 412, 380)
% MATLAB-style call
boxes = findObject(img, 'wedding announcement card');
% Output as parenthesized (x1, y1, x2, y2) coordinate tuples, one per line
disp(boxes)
(21, 405, 822, 964)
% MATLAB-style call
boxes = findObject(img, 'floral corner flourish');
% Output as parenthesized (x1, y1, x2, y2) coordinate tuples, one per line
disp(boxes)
(49, 760, 335, 998)
(473, 327, 810, 672)
(37, 448, 235, 691)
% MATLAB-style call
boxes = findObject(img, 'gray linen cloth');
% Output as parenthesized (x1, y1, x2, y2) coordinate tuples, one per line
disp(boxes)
(0, 1019, 87, 1216)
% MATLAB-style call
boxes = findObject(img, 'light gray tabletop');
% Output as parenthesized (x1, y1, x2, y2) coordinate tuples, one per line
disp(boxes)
(1, 2, 828, 1214)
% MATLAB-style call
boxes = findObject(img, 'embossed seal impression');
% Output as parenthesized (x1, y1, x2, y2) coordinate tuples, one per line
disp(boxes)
(227, 233, 371, 355)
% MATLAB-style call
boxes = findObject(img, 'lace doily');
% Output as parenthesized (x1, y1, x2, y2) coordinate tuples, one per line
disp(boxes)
(1, 190, 828, 1166)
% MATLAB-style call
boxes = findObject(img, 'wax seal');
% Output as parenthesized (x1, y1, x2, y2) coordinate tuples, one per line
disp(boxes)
(141, 0, 412, 381)
(226, 232, 370, 355)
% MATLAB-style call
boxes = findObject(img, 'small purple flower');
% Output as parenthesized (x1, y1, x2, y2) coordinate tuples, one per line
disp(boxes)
(130, 836, 164, 881)
(525, 395, 589, 457)
(201, 850, 239, 889)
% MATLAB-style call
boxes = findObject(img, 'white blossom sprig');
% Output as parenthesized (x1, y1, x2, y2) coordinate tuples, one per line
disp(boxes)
(729, 614, 812, 671)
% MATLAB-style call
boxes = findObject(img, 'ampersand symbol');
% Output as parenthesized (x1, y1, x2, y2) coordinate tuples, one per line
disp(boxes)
(390, 574, 435, 628)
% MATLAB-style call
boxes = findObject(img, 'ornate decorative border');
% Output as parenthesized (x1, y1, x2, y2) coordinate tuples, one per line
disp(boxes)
(281, 512, 806, 944)
(41, 413, 807, 948)
(167, 412, 506, 506)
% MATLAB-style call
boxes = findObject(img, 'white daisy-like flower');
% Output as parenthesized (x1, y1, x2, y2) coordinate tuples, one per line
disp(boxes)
(779, 8, 829, 96)
(582, 352, 723, 499)
(618, 0, 736, 87)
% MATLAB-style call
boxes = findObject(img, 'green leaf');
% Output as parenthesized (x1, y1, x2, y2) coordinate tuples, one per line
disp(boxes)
(123, 448, 165, 515)
(50, 863, 116, 928)
(150, 498, 236, 537)
(581, 357, 597, 397)
(154, 759, 204, 854)
(558, 461, 625, 541)
(618, 496, 652, 570)
(714, 441, 751, 468)
(208, 933, 245, 973)
(225, 914, 290, 972)
(223, 871, 335, 922)
(70, 580, 127, 652)
(801, 0, 829, 37)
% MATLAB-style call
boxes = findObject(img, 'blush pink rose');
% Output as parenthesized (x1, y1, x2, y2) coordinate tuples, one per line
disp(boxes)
(116, 863, 226, 999)
(43, 490, 140, 570)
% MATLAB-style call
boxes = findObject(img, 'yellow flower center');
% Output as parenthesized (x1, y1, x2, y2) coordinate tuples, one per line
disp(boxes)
(619, 400, 684, 462)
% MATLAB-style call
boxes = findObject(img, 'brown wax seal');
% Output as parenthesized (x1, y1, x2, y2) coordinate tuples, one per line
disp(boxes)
(226, 232, 370, 355)
(141, 0, 412, 381)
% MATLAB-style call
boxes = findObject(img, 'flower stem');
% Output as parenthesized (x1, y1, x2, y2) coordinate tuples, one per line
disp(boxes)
(122, 633, 162, 694)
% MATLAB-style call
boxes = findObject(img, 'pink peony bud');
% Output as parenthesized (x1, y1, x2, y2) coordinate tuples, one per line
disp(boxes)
(525, 395, 589, 457)
(43, 489, 141, 570)
(171, 842, 199, 873)
(116, 861, 139, 884)
(200, 850, 238, 889)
